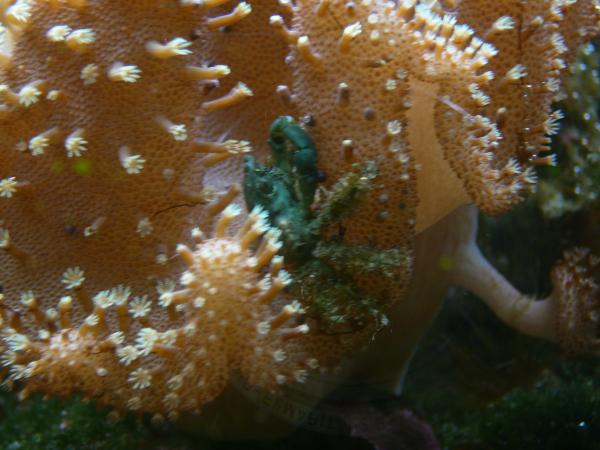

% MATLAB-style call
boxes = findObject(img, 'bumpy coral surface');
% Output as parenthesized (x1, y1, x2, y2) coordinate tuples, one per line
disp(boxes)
(551, 247, 600, 355)
(266, 0, 599, 309)
(282, 0, 599, 233)
(2, 205, 330, 421)
(0, 0, 278, 323)
(0, 0, 322, 421)
(1, 0, 599, 423)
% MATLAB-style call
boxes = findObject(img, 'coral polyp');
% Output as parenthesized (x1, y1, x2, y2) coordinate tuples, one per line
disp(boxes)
(0, 203, 321, 422)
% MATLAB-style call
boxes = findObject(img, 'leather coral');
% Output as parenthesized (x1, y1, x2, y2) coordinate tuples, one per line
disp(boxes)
(1, 0, 600, 423)
(0, 0, 326, 422)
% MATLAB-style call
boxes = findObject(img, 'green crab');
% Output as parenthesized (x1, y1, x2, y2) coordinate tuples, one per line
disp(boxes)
(243, 116, 409, 334)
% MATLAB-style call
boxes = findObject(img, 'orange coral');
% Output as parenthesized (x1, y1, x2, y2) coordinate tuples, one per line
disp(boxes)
(551, 247, 600, 355)
(271, 0, 600, 389)
(254, 0, 600, 322)
(0, 0, 266, 321)
(1, 204, 328, 422)
(0, 2, 204, 316)
(1, 0, 600, 425)
(0, 0, 314, 420)
(281, 0, 599, 234)
(0, 0, 359, 421)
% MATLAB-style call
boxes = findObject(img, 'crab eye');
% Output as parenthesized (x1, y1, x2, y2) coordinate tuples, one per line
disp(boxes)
(302, 114, 315, 127)
(259, 180, 273, 195)
(316, 170, 326, 182)
(271, 135, 285, 145)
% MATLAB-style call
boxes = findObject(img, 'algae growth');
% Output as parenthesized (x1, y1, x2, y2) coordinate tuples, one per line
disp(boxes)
(243, 116, 409, 334)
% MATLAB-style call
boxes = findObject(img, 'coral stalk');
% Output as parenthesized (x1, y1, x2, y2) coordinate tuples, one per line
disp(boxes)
(446, 206, 557, 342)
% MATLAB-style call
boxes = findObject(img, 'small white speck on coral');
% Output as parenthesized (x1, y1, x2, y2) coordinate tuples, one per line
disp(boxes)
(8, 364, 32, 381)
(18, 82, 43, 107)
(256, 321, 270, 336)
(156, 278, 176, 296)
(136, 217, 153, 237)
(490, 16, 515, 33)
(156, 117, 187, 141)
(127, 396, 142, 411)
(46, 25, 72, 42)
(386, 120, 402, 136)
(128, 367, 152, 389)
(193, 296, 206, 309)
(117, 345, 140, 366)
(0, 177, 18, 198)
(19, 290, 36, 308)
(0, 228, 10, 247)
(272, 349, 286, 362)
(65, 129, 88, 157)
(307, 358, 319, 369)
(107, 331, 125, 346)
(504, 64, 528, 83)
(146, 37, 193, 59)
(46, 90, 62, 101)
(66, 28, 96, 52)
(185, 64, 231, 80)
(61, 267, 85, 289)
(110, 285, 132, 306)
(93, 290, 114, 309)
(29, 136, 49, 156)
(119, 146, 146, 174)
(294, 369, 308, 383)
(167, 374, 184, 391)
(6, 1, 31, 26)
(135, 328, 159, 356)
(169, 124, 187, 141)
(29, 128, 59, 156)
(128, 296, 152, 318)
(108, 63, 142, 83)
(38, 330, 50, 341)
(84, 314, 100, 327)
(81, 64, 100, 86)
(340, 22, 362, 52)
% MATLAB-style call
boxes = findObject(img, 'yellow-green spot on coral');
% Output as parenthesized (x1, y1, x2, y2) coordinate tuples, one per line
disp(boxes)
(71, 158, 92, 176)
(439, 255, 455, 272)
